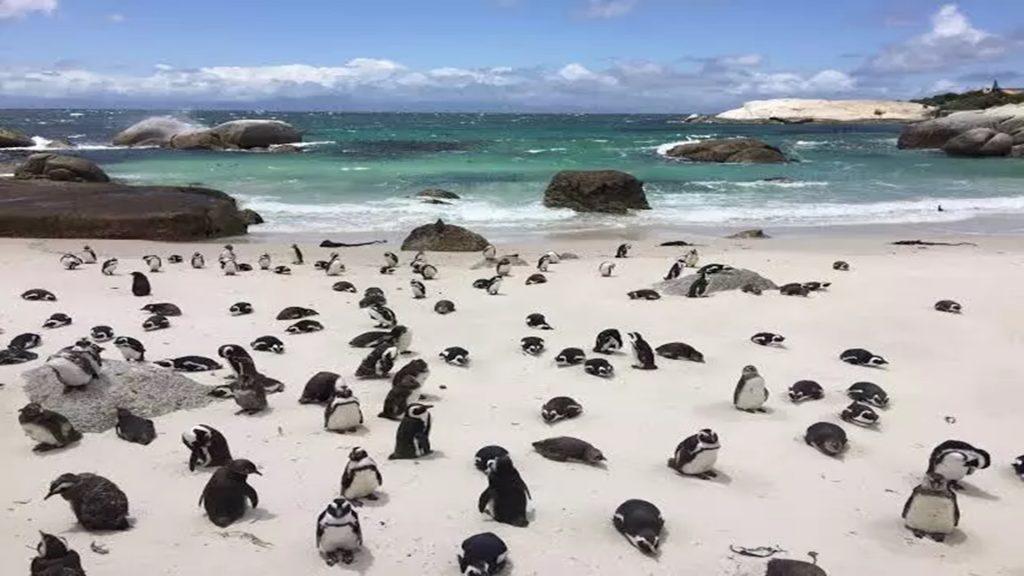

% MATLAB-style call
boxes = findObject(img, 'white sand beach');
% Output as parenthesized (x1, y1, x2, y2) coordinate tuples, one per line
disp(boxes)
(2, 234, 1023, 575)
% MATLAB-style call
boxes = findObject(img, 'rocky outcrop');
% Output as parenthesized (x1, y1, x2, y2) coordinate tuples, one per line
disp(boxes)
(401, 219, 489, 252)
(943, 128, 1014, 157)
(543, 170, 650, 213)
(239, 208, 264, 226)
(14, 154, 110, 183)
(45, 138, 76, 149)
(0, 179, 250, 240)
(416, 189, 460, 200)
(113, 116, 204, 147)
(0, 127, 33, 148)
(169, 130, 224, 150)
(210, 120, 301, 149)
(665, 138, 786, 164)
(717, 98, 933, 123)
(898, 104, 1024, 155)
(655, 268, 777, 296)
(114, 117, 301, 150)
(727, 228, 770, 239)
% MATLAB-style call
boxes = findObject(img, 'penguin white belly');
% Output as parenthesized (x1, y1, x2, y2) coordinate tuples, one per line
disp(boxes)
(22, 423, 59, 445)
(934, 454, 970, 481)
(326, 403, 362, 431)
(681, 449, 718, 475)
(49, 359, 92, 387)
(735, 379, 766, 410)
(905, 494, 956, 534)
(343, 469, 380, 499)
(319, 524, 360, 553)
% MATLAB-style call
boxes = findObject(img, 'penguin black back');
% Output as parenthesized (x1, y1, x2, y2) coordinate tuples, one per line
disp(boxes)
(130, 272, 151, 297)
(199, 459, 261, 527)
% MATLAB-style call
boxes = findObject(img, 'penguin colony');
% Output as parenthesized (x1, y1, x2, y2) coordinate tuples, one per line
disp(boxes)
(5, 240, 1011, 574)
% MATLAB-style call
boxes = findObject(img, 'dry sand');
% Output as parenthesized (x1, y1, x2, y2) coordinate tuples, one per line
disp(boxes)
(1, 235, 1023, 575)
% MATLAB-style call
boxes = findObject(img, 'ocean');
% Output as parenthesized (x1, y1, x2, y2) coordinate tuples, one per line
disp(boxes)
(3, 109, 1024, 237)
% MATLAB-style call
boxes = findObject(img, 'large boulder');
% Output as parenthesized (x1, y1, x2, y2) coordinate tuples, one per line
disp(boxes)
(765, 559, 827, 576)
(655, 268, 777, 296)
(14, 154, 110, 183)
(543, 170, 650, 214)
(665, 138, 787, 164)
(0, 127, 33, 148)
(0, 179, 250, 240)
(416, 188, 461, 200)
(898, 105, 1024, 150)
(113, 117, 301, 150)
(113, 116, 206, 147)
(169, 130, 225, 150)
(401, 219, 489, 252)
(942, 128, 1013, 157)
(210, 120, 301, 149)
(239, 208, 264, 225)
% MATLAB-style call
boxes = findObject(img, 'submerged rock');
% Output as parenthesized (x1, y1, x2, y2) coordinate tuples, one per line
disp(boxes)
(401, 219, 490, 252)
(543, 170, 650, 214)
(14, 154, 109, 183)
(655, 268, 777, 296)
(665, 138, 787, 164)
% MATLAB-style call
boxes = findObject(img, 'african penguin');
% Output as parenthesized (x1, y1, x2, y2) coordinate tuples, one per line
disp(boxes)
(805, 422, 848, 457)
(9, 332, 42, 350)
(520, 336, 545, 356)
(627, 332, 657, 370)
(482, 245, 497, 260)
(45, 349, 98, 389)
(537, 254, 551, 272)
(803, 281, 830, 292)
(833, 260, 850, 271)
(276, 306, 318, 320)
(290, 244, 304, 265)
(420, 264, 438, 279)
(142, 314, 170, 331)
(533, 436, 605, 464)
(326, 255, 346, 276)
(486, 276, 503, 295)
(333, 280, 357, 293)
(141, 302, 182, 316)
(114, 407, 156, 445)
(191, 252, 205, 269)
(251, 335, 285, 354)
(583, 358, 614, 378)
(459, 532, 508, 576)
(317, 498, 363, 566)
(655, 342, 704, 363)
(369, 304, 397, 328)
(90, 325, 115, 342)
(222, 259, 239, 276)
(840, 348, 887, 367)
(60, 253, 83, 270)
(384, 251, 399, 268)
(435, 300, 456, 315)
(683, 249, 699, 267)
(18, 402, 82, 452)
(299, 371, 345, 405)
(232, 373, 269, 415)
(751, 332, 785, 347)
(663, 259, 685, 281)
(229, 302, 253, 316)
(182, 425, 232, 471)
(613, 499, 663, 555)
(113, 336, 146, 361)
(541, 396, 583, 424)
(615, 243, 631, 258)
(440, 346, 470, 366)
(287, 319, 324, 334)
(143, 255, 162, 273)
(687, 272, 709, 298)
(81, 245, 97, 264)
(324, 387, 364, 433)
(733, 365, 768, 412)
(668, 428, 720, 479)
(927, 440, 991, 485)
(788, 380, 824, 403)
(495, 258, 512, 277)
(130, 272, 151, 296)
(168, 254, 183, 264)
(902, 473, 959, 542)
(593, 328, 623, 354)
(935, 300, 962, 314)
(45, 472, 130, 531)
(154, 355, 222, 372)
(200, 459, 261, 527)
(101, 258, 118, 276)
(410, 279, 426, 299)
(274, 265, 292, 275)
(22, 288, 57, 301)
(779, 283, 810, 296)
(477, 455, 530, 527)
(258, 253, 271, 270)
(389, 403, 433, 460)
(341, 447, 383, 502)
(841, 402, 880, 427)
(598, 261, 615, 277)
(474, 445, 509, 472)
(847, 382, 889, 408)
(42, 313, 72, 329)
(31, 531, 85, 576)
(355, 344, 398, 379)
(525, 273, 547, 285)
(526, 313, 553, 330)
(554, 347, 586, 366)
(627, 289, 660, 300)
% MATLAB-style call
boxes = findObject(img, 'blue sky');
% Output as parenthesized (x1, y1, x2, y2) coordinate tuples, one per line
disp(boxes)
(1, 0, 1023, 111)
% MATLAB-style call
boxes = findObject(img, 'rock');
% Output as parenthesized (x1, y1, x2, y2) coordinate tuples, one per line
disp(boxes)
(114, 117, 301, 150)
(239, 209, 264, 226)
(416, 188, 461, 200)
(543, 170, 650, 214)
(0, 179, 250, 240)
(765, 558, 827, 576)
(113, 116, 206, 147)
(0, 127, 33, 148)
(717, 99, 933, 123)
(45, 138, 76, 149)
(268, 144, 300, 154)
(1012, 145, 1024, 158)
(898, 104, 1024, 150)
(728, 228, 770, 239)
(401, 219, 490, 252)
(210, 120, 301, 149)
(14, 154, 110, 183)
(170, 130, 224, 150)
(22, 360, 221, 433)
(655, 268, 777, 296)
(665, 138, 786, 164)
(421, 198, 451, 205)
(943, 128, 1013, 157)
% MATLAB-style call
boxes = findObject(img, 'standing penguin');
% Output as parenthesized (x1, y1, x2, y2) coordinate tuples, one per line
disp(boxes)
(61, 253, 83, 270)
(258, 253, 271, 270)
(200, 459, 261, 527)
(389, 403, 433, 460)
(687, 272, 709, 298)
(317, 498, 363, 566)
(31, 532, 85, 576)
(410, 279, 426, 299)
(627, 332, 657, 370)
(485, 276, 503, 296)
(101, 258, 118, 276)
(458, 532, 508, 576)
(733, 365, 768, 412)
(45, 472, 130, 531)
(113, 336, 146, 362)
(130, 272, 151, 297)
(613, 499, 663, 555)
(233, 373, 268, 415)
(536, 254, 551, 272)
(593, 328, 623, 354)
(478, 455, 530, 527)
(143, 255, 162, 273)
(18, 402, 82, 452)
(667, 428, 720, 479)
(615, 243, 631, 258)
(903, 473, 960, 542)
(290, 244, 304, 265)
(663, 259, 685, 281)
(324, 387, 364, 433)
(599, 261, 615, 277)
(326, 254, 346, 276)
(222, 259, 239, 276)
(191, 252, 205, 269)
(683, 248, 699, 268)
(340, 447, 383, 502)
(496, 258, 512, 277)
(81, 245, 97, 264)
(182, 425, 232, 471)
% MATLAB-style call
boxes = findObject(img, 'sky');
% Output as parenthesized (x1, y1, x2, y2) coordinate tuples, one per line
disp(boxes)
(0, 0, 1023, 112)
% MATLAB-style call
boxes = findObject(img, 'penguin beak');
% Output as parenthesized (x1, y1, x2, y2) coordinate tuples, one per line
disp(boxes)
(43, 489, 57, 500)
(253, 470, 263, 476)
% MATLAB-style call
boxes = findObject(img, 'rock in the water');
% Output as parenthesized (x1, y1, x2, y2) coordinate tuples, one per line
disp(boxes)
(655, 268, 777, 295)
(113, 116, 207, 147)
(239, 209, 264, 226)
(416, 188, 460, 200)
(45, 138, 76, 149)
(765, 558, 827, 576)
(14, 154, 110, 183)
(543, 170, 650, 214)
(401, 219, 490, 252)
(943, 128, 1013, 157)
(0, 127, 33, 148)
(728, 228, 770, 239)
(0, 179, 250, 240)
(22, 360, 220, 433)
(898, 105, 1024, 150)
(210, 120, 301, 149)
(664, 138, 787, 164)
(169, 130, 225, 150)
(114, 117, 301, 150)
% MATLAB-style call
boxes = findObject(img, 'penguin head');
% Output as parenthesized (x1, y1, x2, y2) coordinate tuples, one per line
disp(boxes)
(226, 459, 261, 477)
(182, 425, 209, 447)
(326, 498, 354, 519)
(629, 530, 660, 555)
(217, 344, 248, 360)
(741, 365, 760, 378)
(482, 244, 496, 259)
(113, 336, 132, 348)
(486, 454, 514, 476)
(868, 355, 888, 367)
(389, 325, 408, 339)
(333, 386, 354, 400)
(405, 403, 432, 422)
(18, 402, 43, 420)
(36, 531, 69, 559)
(697, 428, 719, 446)
(627, 332, 643, 346)
(348, 447, 369, 462)
(44, 473, 82, 500)
(130, 271, 146, 279)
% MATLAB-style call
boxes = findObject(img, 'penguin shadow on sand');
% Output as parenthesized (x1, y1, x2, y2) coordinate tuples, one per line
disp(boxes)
(352, 491, 390, 509)
(942, 479, 1000, 502)
(667, 465, 734, 486)
(332, 547, 375, 573)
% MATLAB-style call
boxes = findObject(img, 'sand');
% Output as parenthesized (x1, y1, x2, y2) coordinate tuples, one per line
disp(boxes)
(1, 234, 1023, 575)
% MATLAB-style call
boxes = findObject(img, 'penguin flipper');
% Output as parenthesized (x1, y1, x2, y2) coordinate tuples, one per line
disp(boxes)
(341, 467, 354, 491)
(374, 468, 383, 487)
(953, 494, 960, 526)
(477, 489, 492, 514)
(901, 489, 916, 519)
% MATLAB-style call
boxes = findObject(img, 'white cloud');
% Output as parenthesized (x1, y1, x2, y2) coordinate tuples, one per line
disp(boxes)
(580, 0, 636, 19)
(107, 13, 125, 23)
(736, 70, 857, 96)
(555, 63, 619, 86)
(0, 0, 57, 19)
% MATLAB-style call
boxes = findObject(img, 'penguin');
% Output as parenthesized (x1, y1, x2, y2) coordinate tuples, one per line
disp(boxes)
(779, 282, 810, 296)
(274, 265, 292, 275)
(584, 358, 614, 378)
(459, 532, 508, 576)
(668, 428, 720, 479)
(697, 263, 732, 275)
(840, 348, 887, 367)
(520, 336, 545, 356)
(683, 249, 699, 268)
(9, 332, 42, 350)
(847, 382, 889, 408)
(324, 387, 364, 433)
(533, 436, 605, 464)
(473, 278, 491, 289)
(420, 264, 438, 280)
(741, 284, 763, 295)
(287, 319, 324, 334)
(541, 396, 583, 423)
(392, 359, 430, 394)
(805, 422, 848, 457)
(545, 251, 562, 264)
(482, 245, 497, 260)
(536, 254, 551, 272)
(0, 347, 38, 365)
(902, 473, 959, 542)
(615, 243, 631, 258)
(525, 273, 547, 285)
(217, 344, 256, 379)
(113, 336, 145, 361)
(833, 260, 850, 271)
(613, 499, 663, 555)
(317, 498, 363, 566)
(355, 344, 398, 379)
(593, 328, 623, 354)
(142, 302, 182, 316)
(359, 292, 387, 309)
(31, 531, 85, 576)
(314, 260, 329, 271)
(114, 407, 156, 445)
(733, 365, 768, 412)
(384, 251, 399, 268)
(143, 255, 162, 273)
(299, 371, 345, 405)
(229, 302, 253, 316)
(251, 335, 285, 354)
(935, 300, 962, 314)
(349, 330, 392, 349)
(45, 349, 98, 389)
(67, 339, 102, 370)
(928, 440, 991, 485)
(410, 279, 426, 299)
(526, 313, 553, 330)
(199, 459, 261, 527)
(380, 265, 396, 275)
(627, 289, 660, 300)
(18, 403, 82, 452)
(90, 325, 114, 342)
(101, 258, 118, 276)
(232, 373, 269, 415)
(389, 403, 433, 459)
(627, 332, 657, 370)
(333, 280, 357, 293)
(841, 402, 880, 427)
(435, 300, 456, 315)
(803, 281, 830, 292)
(182, 425, 232, 471)
(751, 332, 785, 347)
(45, 472, 130, 531)
(687, 272, 709, 298)
(788, 380, 824, 403)
(191, 252, 205, 269)
(369, 304, 397, 329)
(142, 314, 170, 331)
(655, 342, 704, 362)
(61, 253, 83, 270)
(663, 259, 685, 280)
(477, 455, 530, 527)
(81, 245, 97, 264)
(387, 324, 414, 354)
(276, 306, 318, 320)
(258, 253, 271, 270)
(598, 261, 615, 277)
(222, 259, 239, 276)
(290, 243, 304, 265)
(130, 272, 151, 297)
(554, 347, 586, 366)
(474, 445, 509, 472)
(326, 255, 346, 277)
(41, 313, 72, 329)
(1013, 455, 1024, 480)
(218, 245, 236, 265)
(440, 346, 470, 366)
(496, 258, 512, 277)
(154, 355, 222, 372)
(22, 288, 57, 301)
(341, 447, 383, 502)
(486, 275, 503, 295)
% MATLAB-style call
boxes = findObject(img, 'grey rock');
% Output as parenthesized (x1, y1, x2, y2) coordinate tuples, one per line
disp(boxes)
(0, 127, 33, 148)
(170, 130, 224, 150)
(655, 268, 777, 296)
(765, 558, 827, 576)
(416, 188, 460, 200)
(898, 111, 1008, 149)
(665, 138, 786, 164)
(543, 170, 650, 214)
(14, 154, 110, 183)
(45, 138, 76, 149)
(239, 208, 264, 226)
(210, 120, 301, 149)
(113, 116, 205, 147)
(727, 228, 770, 239)
(943, 128, 1013, 157)
(401, 219, 490, 252)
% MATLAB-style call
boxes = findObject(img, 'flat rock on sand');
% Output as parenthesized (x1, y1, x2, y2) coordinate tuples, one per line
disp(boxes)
(655, 268, 777, 295)
(22, 360, 219, 433)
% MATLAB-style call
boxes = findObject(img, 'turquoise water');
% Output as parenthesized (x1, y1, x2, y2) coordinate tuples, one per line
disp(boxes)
(3, 109, 1024, 234)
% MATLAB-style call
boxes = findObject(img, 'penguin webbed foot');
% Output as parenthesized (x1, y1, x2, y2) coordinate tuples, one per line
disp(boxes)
(340, 551, 354, 564)
(698, 471, 718, 480)
(323, 552, 338, 567)
(949, 481, 965, 491)
(931, 534, 946, 543)
(33, 443, 59, 453)
(365, 493, 378, 501)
